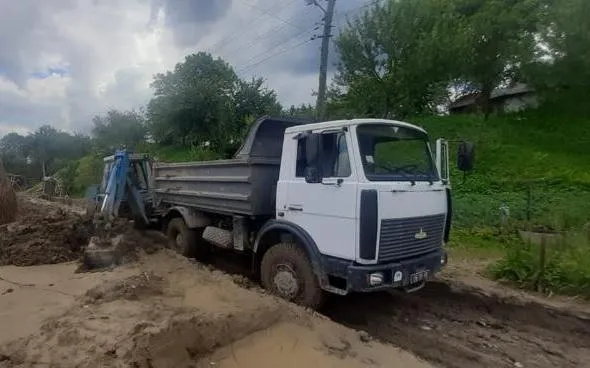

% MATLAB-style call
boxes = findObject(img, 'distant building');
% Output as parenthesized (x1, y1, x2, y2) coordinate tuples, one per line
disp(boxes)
(449, 83, 538, 115)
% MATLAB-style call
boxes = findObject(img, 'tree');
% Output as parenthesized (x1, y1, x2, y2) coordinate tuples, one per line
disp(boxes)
(331, 0, 543, 119)
(26, 125, 90, 177)
(0, 133, 30, 174)
(450, 0, 542, 118)
(147, 52, 239, 149)
(0, 126, 91, 180)
(92, 109, 147, 154)
(147, 52, 282, 155)
(285, 103, 316, 118)
(525, 0, 590, 110)
(332, 0, 460, 118)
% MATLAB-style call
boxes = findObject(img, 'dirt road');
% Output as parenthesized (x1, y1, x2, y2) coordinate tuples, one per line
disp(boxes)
(1, 196, 590, 367)
(0, 251, 429, 368)
(325, 281, 590, 368)
(0, 196, 429, 367)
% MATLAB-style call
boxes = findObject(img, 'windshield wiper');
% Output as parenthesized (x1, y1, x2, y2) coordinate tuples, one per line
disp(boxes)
(392, 170, 416, 186)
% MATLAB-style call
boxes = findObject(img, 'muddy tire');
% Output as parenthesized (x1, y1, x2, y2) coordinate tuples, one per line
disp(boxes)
(260, 243, 325, 309)
(166, 218, 197, 257)
(166, 218, 210, 260)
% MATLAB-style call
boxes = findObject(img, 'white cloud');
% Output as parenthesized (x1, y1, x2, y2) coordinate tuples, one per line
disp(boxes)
(0, 0, 363, 138)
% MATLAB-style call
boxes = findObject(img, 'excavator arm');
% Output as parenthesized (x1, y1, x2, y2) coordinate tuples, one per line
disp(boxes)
(87, 149, 151, 254)
(99, 150, 148, 225)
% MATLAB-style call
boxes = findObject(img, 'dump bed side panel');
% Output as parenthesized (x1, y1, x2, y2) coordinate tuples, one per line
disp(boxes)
(153, 158, 280, 216)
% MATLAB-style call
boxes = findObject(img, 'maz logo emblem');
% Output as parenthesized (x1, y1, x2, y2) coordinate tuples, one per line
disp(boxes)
(414, 228, 428, 240)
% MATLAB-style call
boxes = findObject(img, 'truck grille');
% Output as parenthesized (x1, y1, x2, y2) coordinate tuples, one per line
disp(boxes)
(378, 214, 446, 262)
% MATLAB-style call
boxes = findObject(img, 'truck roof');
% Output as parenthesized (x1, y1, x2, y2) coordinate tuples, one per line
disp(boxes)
(285, 118, 427, 134)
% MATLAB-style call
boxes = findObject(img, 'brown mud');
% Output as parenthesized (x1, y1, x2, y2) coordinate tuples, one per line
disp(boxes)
(324, 282, 590, 368)
(0, 252, 426, 368)
(0, 197, 93, 266)
(2, 196, 590, 368)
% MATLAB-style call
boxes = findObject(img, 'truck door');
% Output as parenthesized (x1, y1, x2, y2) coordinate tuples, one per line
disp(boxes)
(283, 130, 358, 260)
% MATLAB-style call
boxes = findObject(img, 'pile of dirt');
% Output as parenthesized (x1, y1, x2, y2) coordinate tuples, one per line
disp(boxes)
(0, 197, 93, 266)
(0, 161, 17, 225)
(0, 251, 428, 368)
(0, 196, 166, 268)
(77, 226, 166, 272)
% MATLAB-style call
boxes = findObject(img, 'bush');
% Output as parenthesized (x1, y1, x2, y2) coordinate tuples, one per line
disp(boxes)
(489, 232, 590, 298)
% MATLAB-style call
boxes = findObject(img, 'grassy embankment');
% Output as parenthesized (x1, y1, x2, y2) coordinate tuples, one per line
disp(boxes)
(414, 110, 590, 296)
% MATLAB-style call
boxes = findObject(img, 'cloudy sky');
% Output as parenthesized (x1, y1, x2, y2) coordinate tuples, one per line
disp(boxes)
(0, 0, 368, 137)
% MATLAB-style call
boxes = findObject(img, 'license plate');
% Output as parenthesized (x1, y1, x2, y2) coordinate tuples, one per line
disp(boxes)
(409, 270, 429, 284)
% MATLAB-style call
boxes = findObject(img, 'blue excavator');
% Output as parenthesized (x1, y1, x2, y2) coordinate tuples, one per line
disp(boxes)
(84, 150, 152, 267)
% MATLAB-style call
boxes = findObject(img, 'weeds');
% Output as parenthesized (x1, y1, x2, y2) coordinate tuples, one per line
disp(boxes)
(489, 231, 590, 298)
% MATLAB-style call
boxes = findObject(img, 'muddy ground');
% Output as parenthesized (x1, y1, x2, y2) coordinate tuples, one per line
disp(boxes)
(0, 197, 93, 266)
(1, 196, 590, 367)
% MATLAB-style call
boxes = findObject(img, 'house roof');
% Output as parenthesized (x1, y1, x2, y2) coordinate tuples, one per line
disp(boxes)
(450, 83, 534, 109)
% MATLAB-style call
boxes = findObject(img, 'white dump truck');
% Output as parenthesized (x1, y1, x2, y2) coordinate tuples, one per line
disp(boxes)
(95, 116, 474, 308)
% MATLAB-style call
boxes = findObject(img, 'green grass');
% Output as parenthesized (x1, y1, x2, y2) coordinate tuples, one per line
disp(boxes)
(489, 231, 590, 298)
(412, 110, 590, 297)
(412, 110, 590, 231)
(136, 142, 221, 163)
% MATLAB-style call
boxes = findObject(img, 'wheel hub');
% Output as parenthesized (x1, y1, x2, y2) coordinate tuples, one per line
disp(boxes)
(273, 264, 299, 299)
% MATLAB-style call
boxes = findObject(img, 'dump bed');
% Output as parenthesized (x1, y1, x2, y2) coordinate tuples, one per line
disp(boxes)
(153, 116, 312, 217)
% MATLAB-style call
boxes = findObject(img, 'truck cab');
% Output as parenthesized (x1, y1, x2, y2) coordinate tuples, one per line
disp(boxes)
(274, 119, 453, 294)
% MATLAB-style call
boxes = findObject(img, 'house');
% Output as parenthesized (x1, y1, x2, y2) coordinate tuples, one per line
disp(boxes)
(449, 83, 538, 115)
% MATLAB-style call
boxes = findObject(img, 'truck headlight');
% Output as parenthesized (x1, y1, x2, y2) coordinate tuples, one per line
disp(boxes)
(441, 253, 448, 265)
(368, 272, 384, 286)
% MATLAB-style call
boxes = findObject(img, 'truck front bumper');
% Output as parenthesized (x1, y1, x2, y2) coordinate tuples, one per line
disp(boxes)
(323, 249, 447, 293)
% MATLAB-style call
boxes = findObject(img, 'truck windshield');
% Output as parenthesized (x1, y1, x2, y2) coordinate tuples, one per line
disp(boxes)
(356, 124, 439, 182)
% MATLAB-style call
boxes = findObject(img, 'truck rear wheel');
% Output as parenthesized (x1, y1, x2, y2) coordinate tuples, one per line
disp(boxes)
(260, 243, 325, 309)
(166, 218, 210, 260)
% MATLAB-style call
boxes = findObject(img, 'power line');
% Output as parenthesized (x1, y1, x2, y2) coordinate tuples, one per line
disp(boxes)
(208, 0, 299, 55)
(235, 0, 309, 32)
(188, 1, 384, 96)
(238, 38, 314, 74)
(225, 6, 317, 61)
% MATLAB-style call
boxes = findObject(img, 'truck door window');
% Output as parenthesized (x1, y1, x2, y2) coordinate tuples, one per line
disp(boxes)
(295, 132, 351, 178)
(296, 138, 308, 178)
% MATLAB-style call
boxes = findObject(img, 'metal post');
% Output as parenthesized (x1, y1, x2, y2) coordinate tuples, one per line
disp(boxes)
(314, 0, 336, 120)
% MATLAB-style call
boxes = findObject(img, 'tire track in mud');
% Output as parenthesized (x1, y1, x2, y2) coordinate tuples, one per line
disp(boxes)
(322, 282, 590, 368)
(191, 252, 590, 368)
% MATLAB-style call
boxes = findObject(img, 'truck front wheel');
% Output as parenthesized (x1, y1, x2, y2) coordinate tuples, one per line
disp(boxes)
(260, 243, 325, 309)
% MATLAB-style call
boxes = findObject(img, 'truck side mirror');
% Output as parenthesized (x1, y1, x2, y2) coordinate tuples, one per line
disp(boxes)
(436, 139, 450, 184)
(457, 141, 475, 172)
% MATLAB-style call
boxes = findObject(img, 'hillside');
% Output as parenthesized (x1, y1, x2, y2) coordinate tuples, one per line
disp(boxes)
(146, 111, 590, 231)
(414, 111, 590, 230)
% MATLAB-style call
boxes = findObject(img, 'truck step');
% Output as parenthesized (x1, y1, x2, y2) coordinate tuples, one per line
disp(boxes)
(202, 226, 233, 249)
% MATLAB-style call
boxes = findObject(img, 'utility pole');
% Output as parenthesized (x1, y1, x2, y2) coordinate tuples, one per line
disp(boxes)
(307, 0, 336, 120)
